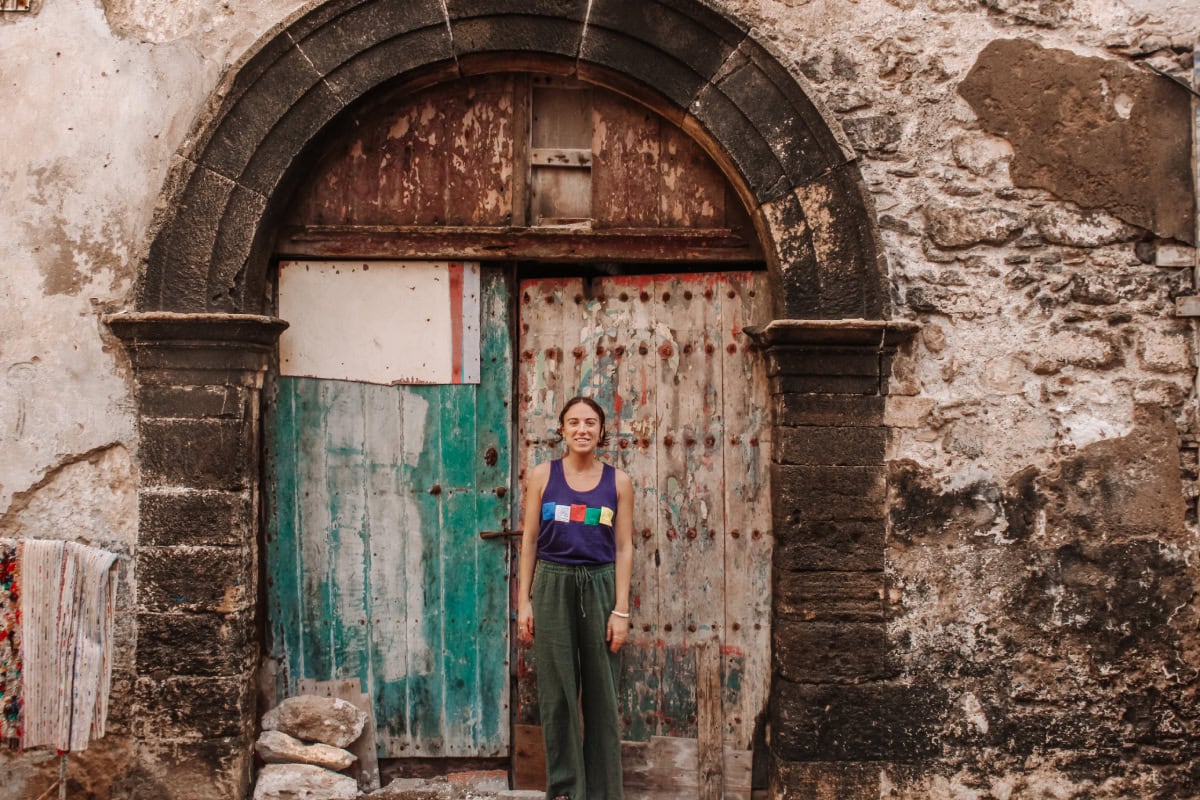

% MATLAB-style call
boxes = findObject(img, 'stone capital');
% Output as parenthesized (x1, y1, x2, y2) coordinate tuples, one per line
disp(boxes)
(105, 312, 288, 383)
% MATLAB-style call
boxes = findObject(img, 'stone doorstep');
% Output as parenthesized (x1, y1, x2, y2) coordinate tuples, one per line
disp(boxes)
(364, 770, 530, 799)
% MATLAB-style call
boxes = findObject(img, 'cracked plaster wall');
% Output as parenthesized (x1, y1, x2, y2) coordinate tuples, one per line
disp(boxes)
(1, 0, 1199, 797)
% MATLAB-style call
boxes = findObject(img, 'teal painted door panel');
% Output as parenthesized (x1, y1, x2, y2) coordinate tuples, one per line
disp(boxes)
(265, 269, 513, 758)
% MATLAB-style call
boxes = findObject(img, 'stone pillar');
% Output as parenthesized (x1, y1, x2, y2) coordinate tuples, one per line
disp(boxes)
(747, 320, 922, 799)
(107, 313, 287, 800)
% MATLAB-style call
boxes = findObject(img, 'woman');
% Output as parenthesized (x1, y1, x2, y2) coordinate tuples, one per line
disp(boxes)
(517, 396, 634, 800)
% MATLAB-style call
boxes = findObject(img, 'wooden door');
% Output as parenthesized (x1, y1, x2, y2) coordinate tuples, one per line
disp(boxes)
(515, 271, 771, 794)
(265, 268, 513, 758)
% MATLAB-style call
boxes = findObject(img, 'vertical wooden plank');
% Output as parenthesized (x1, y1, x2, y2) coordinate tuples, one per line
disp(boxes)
(515, 276, 579, 726)
(599, 276, 662, 743)
(592, 92, 661, 228)
(519, 278, 571, 478)
(444, 76, 515, 226)
(323, 380, 371, 687)
(297, 378, 335, 681)
(696, 637, 724, 800)
(531, 84, 592, 148)
(476, 268, 513, 755)
(658, 124, 725, 229)
(375, 92, 448, 226)
(720, 272, 772, 751)
(655, 274, 726, 739)
(510, 77, 531, 228)
(265, 377, 304, 694)
(653, 275, 691, 738)
(363, 383, 411, 755)
(440, 381, 479, 755)
(405, 386, 446, 755)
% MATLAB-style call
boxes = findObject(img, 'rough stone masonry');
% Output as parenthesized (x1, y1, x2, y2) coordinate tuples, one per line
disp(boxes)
(0, 0, 1198, 798)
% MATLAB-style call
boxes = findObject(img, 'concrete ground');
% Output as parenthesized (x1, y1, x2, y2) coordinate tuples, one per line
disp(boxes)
(363, 770, 542, 799)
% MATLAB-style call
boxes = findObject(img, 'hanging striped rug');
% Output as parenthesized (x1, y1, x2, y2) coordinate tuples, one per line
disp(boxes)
(0, 539, 19, 748)
(19, 539, 120, 752)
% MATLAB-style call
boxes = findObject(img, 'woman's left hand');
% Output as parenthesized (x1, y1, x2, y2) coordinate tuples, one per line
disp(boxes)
(606, 613, 629, 653)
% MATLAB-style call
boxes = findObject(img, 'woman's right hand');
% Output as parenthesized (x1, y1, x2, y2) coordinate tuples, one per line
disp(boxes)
(517, 600, 534, 645)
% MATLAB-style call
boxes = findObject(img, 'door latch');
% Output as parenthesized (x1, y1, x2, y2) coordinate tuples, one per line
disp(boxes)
(479, 530, 522, 540)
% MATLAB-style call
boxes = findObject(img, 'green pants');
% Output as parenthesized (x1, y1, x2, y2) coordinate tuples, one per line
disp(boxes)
(532, 561, 624, 800)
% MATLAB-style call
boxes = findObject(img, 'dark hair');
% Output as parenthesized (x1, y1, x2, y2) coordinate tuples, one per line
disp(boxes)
(557, 396, 610, 447)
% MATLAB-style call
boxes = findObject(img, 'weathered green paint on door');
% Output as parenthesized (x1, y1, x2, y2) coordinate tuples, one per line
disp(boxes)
(265, 269, 512, 758)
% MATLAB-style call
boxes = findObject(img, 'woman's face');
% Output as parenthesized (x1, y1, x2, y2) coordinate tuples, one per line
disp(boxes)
(562, 402, 602, 456)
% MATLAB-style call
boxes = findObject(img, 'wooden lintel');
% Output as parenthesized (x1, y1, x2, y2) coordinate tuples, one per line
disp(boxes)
(276, 225, 763, 263)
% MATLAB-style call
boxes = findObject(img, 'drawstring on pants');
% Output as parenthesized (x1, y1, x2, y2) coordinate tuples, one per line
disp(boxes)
(574, 566, 593, 618)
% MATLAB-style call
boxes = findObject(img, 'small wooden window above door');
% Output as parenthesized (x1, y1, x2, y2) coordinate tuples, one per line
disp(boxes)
(529, 77, 593, 226)
(277, 73, 762, 264)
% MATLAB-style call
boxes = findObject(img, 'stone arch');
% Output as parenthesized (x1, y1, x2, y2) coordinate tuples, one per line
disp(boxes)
(111, 3, 920, 798)
(139, 0, 887, 320)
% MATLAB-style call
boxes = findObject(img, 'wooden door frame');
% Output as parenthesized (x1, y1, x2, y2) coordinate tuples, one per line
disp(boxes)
(106, 3, 921, 798)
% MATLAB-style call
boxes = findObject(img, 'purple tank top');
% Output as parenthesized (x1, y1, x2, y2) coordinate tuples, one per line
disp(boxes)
(537, 459, 618, 565)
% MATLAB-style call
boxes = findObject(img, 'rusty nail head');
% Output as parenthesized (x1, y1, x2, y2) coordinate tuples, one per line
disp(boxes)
(664, 623, 673, 632)
(544, 294, 554, 304)
(730, 529, 741, 538)
(642, 623, 651, 632)
(641, 528, 652, 539)
(752, 529, 762, 540)
(684, 290, 693, 300)
(705, 343, 715, 355)
(726, 343, 737, 354)
(545, 347, 557, 359)
(683, 343, 692, 355)
(663, 435, 674, 446)
(749, 437, 758, 446)
(640, 291, 650, 302)
(572, 346, 585, 359)
(429, 484, 442, 495)
(705, 435, 715, 448)
(640, 438, 650, 448)
(615, 345, 625, 356)
(574, 293, 583, 304)
(704, 289, 714, 300)
(662, 292, 671, 301)
(596, 345, 605, 356)
(659, 343, 674, 358)
(686, 528, 697, 539)
(495, 486, 507, 497)
(688, 624, 696, 632)
(639, 343, 649, 355)
(620, 292, 629, 302)
(732, 622, 741, 630)
(619, 439, 628, 449)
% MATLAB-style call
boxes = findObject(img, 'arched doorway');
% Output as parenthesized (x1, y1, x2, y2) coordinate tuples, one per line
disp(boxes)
(108, 3, 912, 798)
(263, 72, 773, 794)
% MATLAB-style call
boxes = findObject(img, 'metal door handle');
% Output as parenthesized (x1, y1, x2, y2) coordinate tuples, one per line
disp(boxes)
(479, 530, 522, 540)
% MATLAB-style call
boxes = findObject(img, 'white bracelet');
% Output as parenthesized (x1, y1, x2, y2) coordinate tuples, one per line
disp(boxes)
(610, 609, 630, 618)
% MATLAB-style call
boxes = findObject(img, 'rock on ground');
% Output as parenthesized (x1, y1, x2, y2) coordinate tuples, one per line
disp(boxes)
(262, 695, 368, 749)
(255, 730, 357, 771)
(252, 763, 358, 800)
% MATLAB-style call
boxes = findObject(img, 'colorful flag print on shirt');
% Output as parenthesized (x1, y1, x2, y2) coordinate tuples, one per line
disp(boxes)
(542, 502, 614, 527)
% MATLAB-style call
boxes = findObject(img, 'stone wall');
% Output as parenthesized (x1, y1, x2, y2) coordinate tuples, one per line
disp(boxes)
(732, 1, 1200, 795)
(0, 0, 1197, 798)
